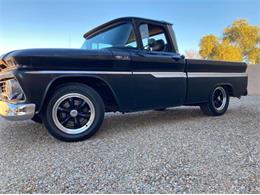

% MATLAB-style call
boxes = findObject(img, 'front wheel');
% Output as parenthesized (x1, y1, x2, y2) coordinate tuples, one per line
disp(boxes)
(43, 83, 104, 142)
(200, 86, 229, 116)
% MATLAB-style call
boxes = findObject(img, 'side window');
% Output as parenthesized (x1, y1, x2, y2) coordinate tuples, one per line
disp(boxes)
(125, 30, 137, 48)
(139, 24, 169, 52)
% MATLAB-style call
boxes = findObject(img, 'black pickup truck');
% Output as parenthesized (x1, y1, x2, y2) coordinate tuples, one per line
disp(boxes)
(0, 17, 248, 141)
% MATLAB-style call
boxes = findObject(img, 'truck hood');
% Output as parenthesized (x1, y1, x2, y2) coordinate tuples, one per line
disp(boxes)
(1, 48, 114, 71)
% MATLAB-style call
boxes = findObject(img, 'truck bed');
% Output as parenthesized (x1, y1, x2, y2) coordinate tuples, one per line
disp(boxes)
(186, 59, 247, 73)
(184, 59, 248, 104)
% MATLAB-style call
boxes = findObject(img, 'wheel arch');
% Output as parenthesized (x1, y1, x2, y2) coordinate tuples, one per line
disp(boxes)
(39, 75, 121, 114)
(213, 83, 234, 97)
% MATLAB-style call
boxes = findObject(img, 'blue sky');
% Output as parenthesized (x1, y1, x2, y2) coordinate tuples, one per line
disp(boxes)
(0, 0, 259, 55)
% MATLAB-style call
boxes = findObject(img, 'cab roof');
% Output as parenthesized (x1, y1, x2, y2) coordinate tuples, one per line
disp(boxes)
(84, 17, 172, 38)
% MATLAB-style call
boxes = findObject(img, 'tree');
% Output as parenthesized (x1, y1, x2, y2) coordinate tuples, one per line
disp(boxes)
(224, 19, 260, 63)
(199, 35, 243, 62)
(185, 49, 201, 59)
(199, 34, 218, 59)
(249, 48, 260, 64)
(213, 40, 243, 61)
(199, 19, 260, 64)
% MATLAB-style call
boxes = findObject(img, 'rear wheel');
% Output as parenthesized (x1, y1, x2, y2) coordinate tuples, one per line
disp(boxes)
(43, 84, 104, 142)
(200, 86, 229, 116)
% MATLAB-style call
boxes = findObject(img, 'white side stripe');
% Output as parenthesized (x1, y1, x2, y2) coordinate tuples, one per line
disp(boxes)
(26, 71, 186, 78)
(25, 71, 248, 78)
(188, 72, 248, 78)
(133, 72, 186, 78)
(26, 71, 132, 75)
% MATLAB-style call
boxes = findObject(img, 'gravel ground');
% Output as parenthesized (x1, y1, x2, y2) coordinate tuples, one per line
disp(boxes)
(0, 96, 259, 193)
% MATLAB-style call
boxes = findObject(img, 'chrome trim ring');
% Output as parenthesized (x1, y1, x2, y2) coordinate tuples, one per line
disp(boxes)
(212, 87, 227, 111)
(52, 93, 95, 134)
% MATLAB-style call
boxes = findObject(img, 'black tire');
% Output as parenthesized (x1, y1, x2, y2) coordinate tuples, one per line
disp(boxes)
(200, 86, 229, 116)
(43, 83, 105, 142)
(31, 114, 42, 124)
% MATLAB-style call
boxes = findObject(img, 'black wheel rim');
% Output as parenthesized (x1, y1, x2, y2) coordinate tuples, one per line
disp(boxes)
(57, 97, 91, 129)
(212, 87, 227, 111)
(52, 93, 95, 134)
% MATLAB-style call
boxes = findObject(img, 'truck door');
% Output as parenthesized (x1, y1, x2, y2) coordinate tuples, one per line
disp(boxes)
(130, 23, 186, 110)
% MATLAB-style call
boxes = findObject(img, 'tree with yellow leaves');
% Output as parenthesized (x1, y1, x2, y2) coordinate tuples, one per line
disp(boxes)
(199, 35, 218, 59)
(224, 19, 260, 63)
(249, 48, 260, 64)
(213, 40, 243, 61)
(199, 19, 260, 64)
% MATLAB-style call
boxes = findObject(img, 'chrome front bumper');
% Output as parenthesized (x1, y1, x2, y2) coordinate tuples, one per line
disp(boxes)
(0, 101, 35, 121)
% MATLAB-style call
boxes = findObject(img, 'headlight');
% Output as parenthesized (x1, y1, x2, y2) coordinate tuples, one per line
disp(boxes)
(0, 78, 25, 102)
(6, 58, 17, 66)
(5, 58, 18, 70)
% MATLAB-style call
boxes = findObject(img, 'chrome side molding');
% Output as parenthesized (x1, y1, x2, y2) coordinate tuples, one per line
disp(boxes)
(25, 70, 248, 78)
(188, 72, 248, 78)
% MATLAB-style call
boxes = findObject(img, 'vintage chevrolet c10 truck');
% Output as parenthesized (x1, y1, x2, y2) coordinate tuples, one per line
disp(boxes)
(0, 17, 248, 141)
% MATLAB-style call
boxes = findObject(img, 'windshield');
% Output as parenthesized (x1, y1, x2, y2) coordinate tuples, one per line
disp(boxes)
(81, 23, 137, 50)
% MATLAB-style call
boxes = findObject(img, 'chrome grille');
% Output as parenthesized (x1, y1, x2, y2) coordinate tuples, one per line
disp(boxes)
(0, 80, 8, 101)
(0, 81, 7, 94)
(0, 64, 7, 72)
(0, 78, 26, 102)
